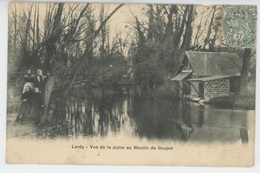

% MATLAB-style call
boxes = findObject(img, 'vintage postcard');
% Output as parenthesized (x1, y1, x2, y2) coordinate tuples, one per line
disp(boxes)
(7, 2, 257, 166)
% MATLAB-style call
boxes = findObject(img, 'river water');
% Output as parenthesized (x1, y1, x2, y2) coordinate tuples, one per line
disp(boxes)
(51, 87, 254, 144)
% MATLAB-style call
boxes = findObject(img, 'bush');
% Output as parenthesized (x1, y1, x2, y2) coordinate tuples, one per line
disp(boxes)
(139, 81, 179, 99)
(209, 95, 255, 110)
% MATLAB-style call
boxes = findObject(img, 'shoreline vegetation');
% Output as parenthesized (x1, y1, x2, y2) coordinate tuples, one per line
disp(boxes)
(7, 80, 255, 116)
(209, 95, 255, 110)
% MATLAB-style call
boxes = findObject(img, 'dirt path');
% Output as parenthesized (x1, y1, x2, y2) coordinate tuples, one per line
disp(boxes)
(7, 113, 41, 138)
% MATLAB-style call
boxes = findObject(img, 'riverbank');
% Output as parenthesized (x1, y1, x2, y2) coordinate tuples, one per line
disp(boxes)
(7, 114, 41, 138)
(135, 82, 179, 99)
(7, 113, 69, 139)
(209, 95, 255, 110)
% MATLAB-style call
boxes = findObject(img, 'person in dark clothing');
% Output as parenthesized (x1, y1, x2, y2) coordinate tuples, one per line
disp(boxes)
(16, 86, 33, 123)
(24, 69, 35, 82)
(32, 87, 44, 125)
(22, 69, 35, 93)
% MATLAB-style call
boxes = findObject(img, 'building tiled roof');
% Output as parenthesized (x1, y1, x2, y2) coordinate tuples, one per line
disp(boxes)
(188, 75, 230, 82)
(185, 51, 241, 77)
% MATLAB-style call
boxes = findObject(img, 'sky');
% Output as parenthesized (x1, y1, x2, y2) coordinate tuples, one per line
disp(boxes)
(9, 3, 145, 39)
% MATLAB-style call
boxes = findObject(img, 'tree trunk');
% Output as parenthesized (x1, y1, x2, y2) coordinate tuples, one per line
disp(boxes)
(41, 4, 64, 123)
(41, 76, 55, 124)
(175, 5, 188, 47)
(147, 5, 154, 40)
(36, 4, 40, 47)
(14, 3, 17, 48)
(239, 48, 251, 95)
(180, 5, 194, 50)
(202, 6, 216, 50)
(21, 4, 33, 67)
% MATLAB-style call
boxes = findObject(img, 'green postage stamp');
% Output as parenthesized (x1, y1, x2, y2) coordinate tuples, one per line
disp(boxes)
(223, 6, 256, 47)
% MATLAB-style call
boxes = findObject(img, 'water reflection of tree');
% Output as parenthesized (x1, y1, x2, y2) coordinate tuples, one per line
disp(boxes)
(176, 101, 194, 141)
(51, 90, 133, 138)
(132, 98, 185, 140)
(240, 128, 249, 144)
(52, 97, 67, 124)
(98, 93, 110, 137)
(82, 102, 95, 136)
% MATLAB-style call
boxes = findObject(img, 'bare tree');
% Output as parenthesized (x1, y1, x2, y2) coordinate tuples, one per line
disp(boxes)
(64, 4, 124, 95)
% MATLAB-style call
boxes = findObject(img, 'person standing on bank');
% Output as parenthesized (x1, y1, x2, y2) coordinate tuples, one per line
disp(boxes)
(22, 69, 35, 93)
(16, 86, 33, 123)
(34, 69, 49, 95)
(32, 87, 44, 125)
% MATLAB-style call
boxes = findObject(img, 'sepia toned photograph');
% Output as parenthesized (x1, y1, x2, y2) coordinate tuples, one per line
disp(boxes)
(6, 2, 256, 166)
